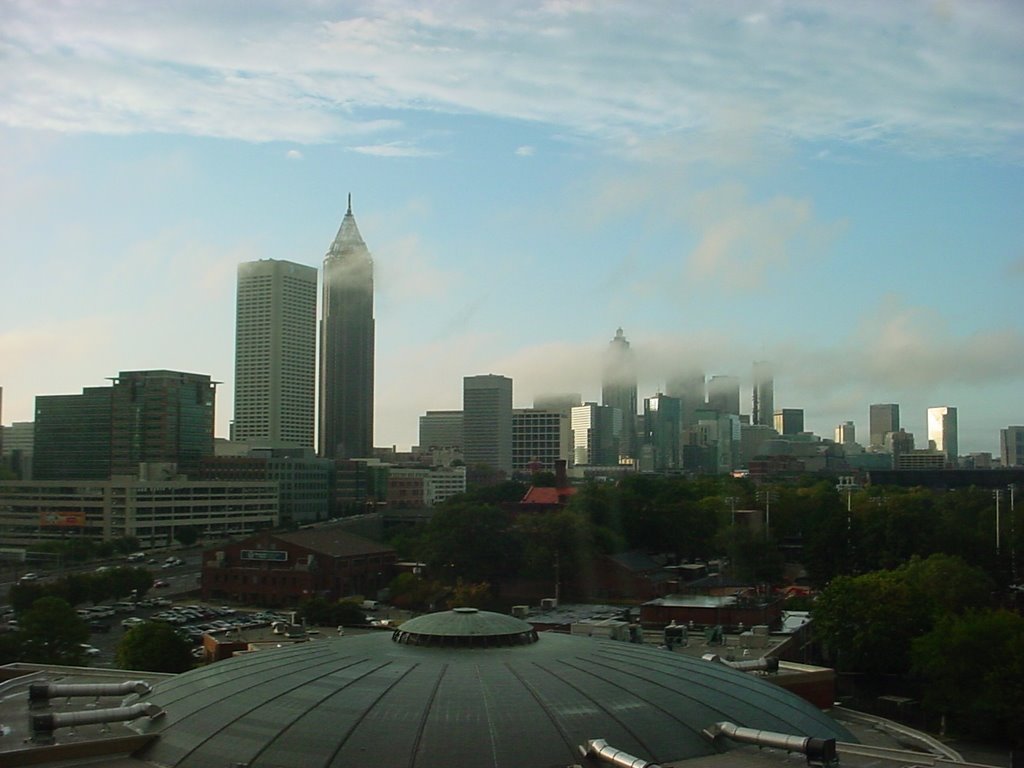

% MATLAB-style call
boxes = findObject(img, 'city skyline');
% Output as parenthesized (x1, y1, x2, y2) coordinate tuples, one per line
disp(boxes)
(1, 2, 1022, 455)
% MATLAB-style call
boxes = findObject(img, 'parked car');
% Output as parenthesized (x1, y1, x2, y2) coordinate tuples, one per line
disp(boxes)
(88, 620, 112, 633)
(79, 644, 101, 656)
(153, 579, 170, 588)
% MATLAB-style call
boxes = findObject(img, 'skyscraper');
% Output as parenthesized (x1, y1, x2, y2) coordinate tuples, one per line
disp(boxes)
(463, 375, 513, 475)
(602, 328, 637, 458)
(233, 259, 317, 448)
(1001, 426, 1024, 467)
(752, 361, 774, 427)
(869, 403, 899, 449)
(927, 406, 958, 464)
(707, 375, 740, 417)
(835, 421, 856, 445)
(319, 196, 375, 459)
(666, 370, 705, 429)
(774, 408, 804, 436)
(643, 393, 681, 470)
(571, 402, 622, 466)
(110, 370, 216, 477)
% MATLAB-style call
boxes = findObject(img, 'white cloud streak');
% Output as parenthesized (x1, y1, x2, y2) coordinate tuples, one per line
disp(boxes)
(0, 1, 1020, 158)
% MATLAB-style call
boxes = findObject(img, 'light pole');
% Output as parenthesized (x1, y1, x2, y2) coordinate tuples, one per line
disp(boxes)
(724, 497, 738, 527)
(993, 489, 1003, 556)
(756, 490, 775, 540)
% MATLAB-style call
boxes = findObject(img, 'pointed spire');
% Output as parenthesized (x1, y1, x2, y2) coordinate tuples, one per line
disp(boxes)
(326, 195, 369, 261)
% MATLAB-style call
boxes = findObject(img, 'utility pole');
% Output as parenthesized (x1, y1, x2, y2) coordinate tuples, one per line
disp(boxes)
(993, 489, 1003, 556)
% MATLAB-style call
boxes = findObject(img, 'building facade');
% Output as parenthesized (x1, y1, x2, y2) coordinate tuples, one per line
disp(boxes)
(752, 361, 774, 427)
(707, 375, 740, 417)
(666, 371, 705, 429)
(512, 408, 572, 473)
(463, 375, 513, 475)
(201, 527, 396, 605)
(571, 402, 622, 466)
(773, 408, 804, 436)
(926, 406, 958, 464)
(233, 259, 317, 448)
(602, 328, 637, 458)
(319, 197, 375, 459)
(1001, 426, 1024, 467)
(33, 388, 113, 480)
(418, 410, 464, 451)
(869, 403, 900, 449)
(0, 478, 278, 546)
(835, 421, 856, 445)
(109, 370, 216, 478)
(642, 394, 681, 470)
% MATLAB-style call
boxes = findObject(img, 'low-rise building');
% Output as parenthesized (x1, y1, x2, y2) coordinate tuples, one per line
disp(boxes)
(201, 526, 397, 605)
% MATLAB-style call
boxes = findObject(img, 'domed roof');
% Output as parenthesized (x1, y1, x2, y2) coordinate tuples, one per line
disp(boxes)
(129, 611, 852, 768)
(393, 606, 538, 646)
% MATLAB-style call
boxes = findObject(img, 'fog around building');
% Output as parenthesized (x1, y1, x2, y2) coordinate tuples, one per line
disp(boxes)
(1, 2, 1022, 455)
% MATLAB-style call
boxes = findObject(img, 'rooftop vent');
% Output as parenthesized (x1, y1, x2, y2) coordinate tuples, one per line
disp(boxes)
(392, 607, 539, 648)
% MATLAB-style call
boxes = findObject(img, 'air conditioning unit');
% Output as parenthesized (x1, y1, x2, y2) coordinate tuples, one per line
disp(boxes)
(540, 597, 558, 610)
(511, 605, 528, 619)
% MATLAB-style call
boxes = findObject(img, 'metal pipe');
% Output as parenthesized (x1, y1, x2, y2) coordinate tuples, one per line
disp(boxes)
(701, 654, 779, 673)
(29, 680, 152, 703)
(703, 722, 836, 764)
(578, 738, 661, 768)
(32, 702, 164, 741)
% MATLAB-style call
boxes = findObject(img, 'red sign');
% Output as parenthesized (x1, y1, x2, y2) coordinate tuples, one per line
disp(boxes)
(40, 511, 87, 527)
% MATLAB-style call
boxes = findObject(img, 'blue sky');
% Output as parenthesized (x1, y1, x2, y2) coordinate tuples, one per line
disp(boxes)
(1, 1, 1022, 455)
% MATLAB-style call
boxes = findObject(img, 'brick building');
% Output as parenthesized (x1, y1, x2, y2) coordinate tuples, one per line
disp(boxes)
(201, 527, 397, 606)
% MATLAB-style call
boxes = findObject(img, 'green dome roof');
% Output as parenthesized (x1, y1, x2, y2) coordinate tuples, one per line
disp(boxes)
(393, 607, 538, 646)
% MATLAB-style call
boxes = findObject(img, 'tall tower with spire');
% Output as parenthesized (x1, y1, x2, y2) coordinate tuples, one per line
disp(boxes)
(601, 328, 637, 460)
(318, 196, 375, 459)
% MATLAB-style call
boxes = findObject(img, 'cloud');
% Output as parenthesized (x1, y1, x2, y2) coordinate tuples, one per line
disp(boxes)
(515, 145, 535, 157)
(0, 2, 1020, 158)
(286, 149, 303, 160)
(349, 142, 439, 157)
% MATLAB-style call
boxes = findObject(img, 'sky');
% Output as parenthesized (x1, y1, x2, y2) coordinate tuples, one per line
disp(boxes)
(1, 1, 1023, 456)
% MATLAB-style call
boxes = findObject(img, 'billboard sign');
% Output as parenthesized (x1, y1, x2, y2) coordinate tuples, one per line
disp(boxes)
(40, 511, 87, 527)
(241, 549, 288, 562)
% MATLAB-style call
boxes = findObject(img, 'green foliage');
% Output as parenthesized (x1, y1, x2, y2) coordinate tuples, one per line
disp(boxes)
(911, 609, 1024, 745)
(297, 597, 367, 626)
(117, 621, 194, 672)
(388, 572, 446, 611)
(421, 501, 522, 584)
(8, 567, 153, 612)
(447, 579, 493, 609)
(813, 554, 994, 675)
(17, 597, 89, 665)
(174, 526, 200, 547)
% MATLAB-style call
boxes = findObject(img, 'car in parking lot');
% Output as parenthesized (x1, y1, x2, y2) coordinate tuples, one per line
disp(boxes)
(88, 620, 112, 633)
(121, 616, 145, 630)
(153, 579, 170, 588)
(79, 644, 101, 656)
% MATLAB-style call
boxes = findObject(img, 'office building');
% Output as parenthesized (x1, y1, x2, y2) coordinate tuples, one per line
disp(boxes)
(602, 328, 637, 457)
(233, 259, 317, 448)
(463, 375, 513, 475)
(643, 393, 681, 470)
(571, 402, 622, 466)
(533, 393, 582, 414)
(707, 375, 740, 417)
(773, 408, 804, 436)
(927, 406, 958, 464)
(869, 404, 900, 449)
(33, 387, 113, 480)
(513, 408, 571, 472)
(666, 370, 705, 428)
(1001, 426, 1024, 467)
(835, 421, 856, 445)
(418, 410, 464, 450)
(752, 361, 774, 427)
(109, 370, 216, 478)
(0, 476, 278, 546)
(319, 196, 375, 459)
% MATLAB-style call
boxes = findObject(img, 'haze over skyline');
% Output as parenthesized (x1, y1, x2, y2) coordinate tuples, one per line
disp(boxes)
(2, 1, 1022, 455)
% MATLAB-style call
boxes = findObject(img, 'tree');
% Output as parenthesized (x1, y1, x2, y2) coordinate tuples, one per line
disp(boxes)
(174, 526, 200, 547)
(117, 622, 194, 672)
(420, 502, 522, 584)
(912, 609, 1024, 745)
(17, 597, 89, 665)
